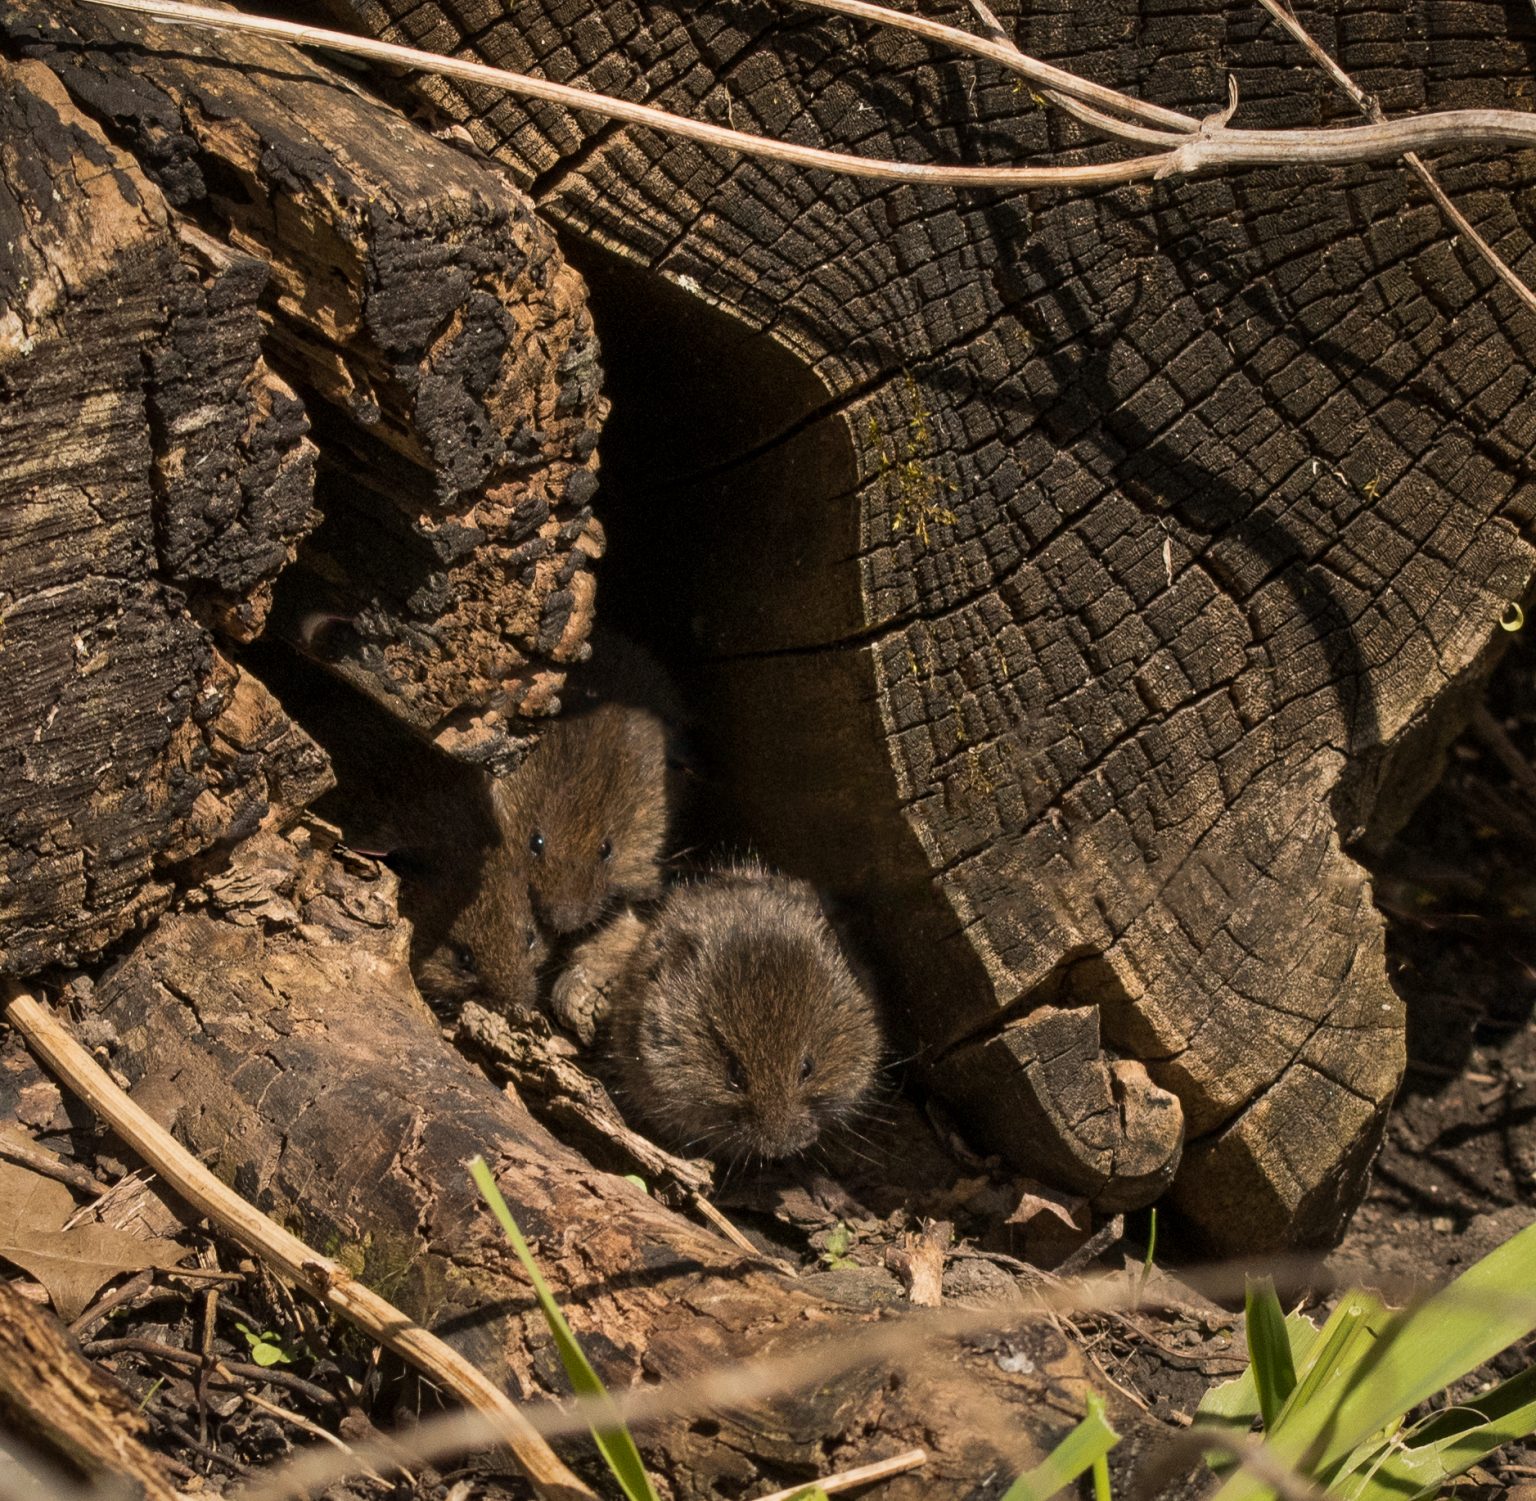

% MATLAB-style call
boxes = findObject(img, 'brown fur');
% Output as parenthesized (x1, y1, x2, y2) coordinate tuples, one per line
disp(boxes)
(407, 824, 548, 1014)
(604, 863, 882, 1161)
(284, 674, 547, 1016)
(491, 703, 669, 934)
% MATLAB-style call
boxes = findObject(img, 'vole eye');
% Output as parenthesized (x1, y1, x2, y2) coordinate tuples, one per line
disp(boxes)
(725, 1052, 747, 1092)
(524, 927, 538, 953)
(598, 837, 613, 861)
(452, 942, 476, 971)
(528, 830, 545, 859)
(799, 1055, 816, 1082)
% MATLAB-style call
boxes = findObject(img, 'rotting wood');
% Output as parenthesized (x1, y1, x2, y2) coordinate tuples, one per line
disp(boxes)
(318, 0, 1536, 1250)
(0, 1276, 182, 1501)
(3, 0, 608, 766)
(7, 824, 1114, 1498)
(0, 56, 326, 976)
(2, 984, 597, 1501)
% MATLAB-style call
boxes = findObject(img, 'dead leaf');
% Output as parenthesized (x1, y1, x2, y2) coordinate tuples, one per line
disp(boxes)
(0, 1160, 186, 1320)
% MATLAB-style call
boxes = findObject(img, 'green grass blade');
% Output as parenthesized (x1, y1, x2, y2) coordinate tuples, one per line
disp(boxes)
(1198, 1308, 1316, 1438)
(1213, 1219, 1536, 1501)
(469, 1157, 660, 1501)
(1000, 1397, 1121, 1501)
(1298, 1216, 1536, 1483)
(1341, 1365, 1536, 1501)
(1088, 1396, 1114, 1501)
(1245, 1278, 1298, 1430)
(1209, 1294, 1389, 1501)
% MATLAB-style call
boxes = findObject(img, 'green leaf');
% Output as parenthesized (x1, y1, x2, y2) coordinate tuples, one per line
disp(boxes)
(1341, 1365, 1536, 1501)
(783, 1489, 833, 1500)
(1212, 1217, 1536, 1501)
(1299, 1219, 1536, 1486)
(1245, 1278, 1298, 1430)
(1000, 1396, 1121, 1501)
(469, 1157, 660, 1501)
(1197, 1307, 1317, 1469)
(235, 1321, 293, 1367)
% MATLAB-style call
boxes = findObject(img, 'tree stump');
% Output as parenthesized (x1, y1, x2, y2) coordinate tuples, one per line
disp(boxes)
(0, 14, 1126, 1494)
(326, 0, 1536, 1249)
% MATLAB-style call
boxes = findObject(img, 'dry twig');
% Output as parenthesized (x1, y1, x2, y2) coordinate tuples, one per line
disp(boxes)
(753, 1447, 929, 1500)
(2, 983, 596, 1501)
(78, 0, 1536, 191)
(1255, 0, 1536, 317)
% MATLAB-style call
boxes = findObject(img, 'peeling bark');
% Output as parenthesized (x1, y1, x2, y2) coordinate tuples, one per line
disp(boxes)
(6, 1, 609, 764)
(0, 57, 325, 974)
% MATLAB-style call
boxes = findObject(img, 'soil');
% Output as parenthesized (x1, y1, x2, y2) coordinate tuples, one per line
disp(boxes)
(5, 642, 1536, 1497)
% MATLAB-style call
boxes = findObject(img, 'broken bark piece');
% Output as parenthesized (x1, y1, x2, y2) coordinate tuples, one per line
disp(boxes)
(0, 58, 324, 975)
(150, 221, 317, 642)
(0, 1278, 181, 1501)
(930, 1004, 1183, 1215)
(323, 0, 1536, 1247)
(885, 1222, 951, 1307)
(71, 824, 1107, 1496)
(6, 0, 608, 763)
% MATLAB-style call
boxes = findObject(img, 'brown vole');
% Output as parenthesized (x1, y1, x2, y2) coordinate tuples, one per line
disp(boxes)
(491, 703, 669, 934)
(405, 824, 549, 1014)
(559, 864, 882, 1160)
(269, 666, 548, 1016)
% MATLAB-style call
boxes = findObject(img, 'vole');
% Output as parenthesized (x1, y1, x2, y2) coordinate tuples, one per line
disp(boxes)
(491, 702, 670, 934)
(404, 822, 549, 1014)
(270, 663, 548, 1016)
(554, 863, 882, 1160)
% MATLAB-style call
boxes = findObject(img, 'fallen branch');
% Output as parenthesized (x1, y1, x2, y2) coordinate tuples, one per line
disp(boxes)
(77, 0, 1536, 190)
(1, 983, 596, 1501)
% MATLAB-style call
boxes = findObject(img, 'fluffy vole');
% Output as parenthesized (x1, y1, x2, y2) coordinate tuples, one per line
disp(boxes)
(405, 824, 548, 1013)
(279, 672, 547, 1016)
(560, 863, 882, 1160)
(491, 703, 669, 934)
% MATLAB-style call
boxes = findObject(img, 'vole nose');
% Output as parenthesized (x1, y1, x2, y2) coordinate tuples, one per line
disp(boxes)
(534, 888, 604, 934)
(750, 1104, 818, 1159)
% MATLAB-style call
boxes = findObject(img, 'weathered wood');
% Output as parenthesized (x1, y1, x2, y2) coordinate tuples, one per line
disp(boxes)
(0, 57, 326, 974)
(0, 1278, 180, 1501)
(325, 0, 1536, 1248)
(5, 1, 608, 765)
(72, 824, 1105, 1497)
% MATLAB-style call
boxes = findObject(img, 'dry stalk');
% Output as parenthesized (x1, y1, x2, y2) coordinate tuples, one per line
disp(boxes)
(78, 0, 1536, 190)
(1255, 0, 1536, 318)
(753, 1447, 929, 1499)
(1, 984, 597, 1501)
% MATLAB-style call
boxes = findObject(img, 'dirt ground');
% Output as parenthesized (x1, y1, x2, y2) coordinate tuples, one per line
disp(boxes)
(5, 639, 1536, 1497)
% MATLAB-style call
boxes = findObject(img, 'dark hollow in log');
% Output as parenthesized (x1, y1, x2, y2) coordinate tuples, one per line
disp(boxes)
(326, 0, 1536, 1250)
(63, 823, 1112, 1498)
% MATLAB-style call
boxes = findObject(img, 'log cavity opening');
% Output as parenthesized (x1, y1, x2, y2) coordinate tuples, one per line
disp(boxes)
(570, 241, 984, 1045)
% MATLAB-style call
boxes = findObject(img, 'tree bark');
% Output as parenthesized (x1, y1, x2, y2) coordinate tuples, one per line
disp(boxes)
(0, 1279, 181, 1501)
(5, 1, 608, 767)
(0, 55, 326, 975)
(322, 0, 1536, 1250)
(66, 823, 1103, 1498)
